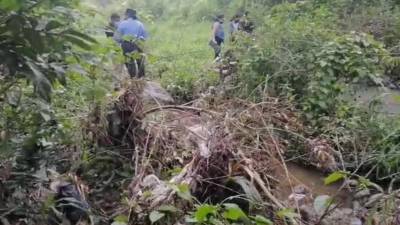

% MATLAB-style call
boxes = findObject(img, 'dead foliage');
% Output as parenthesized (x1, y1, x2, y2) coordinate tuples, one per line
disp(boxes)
(92, 84, 308, 223)
(3, 81, 400, 225)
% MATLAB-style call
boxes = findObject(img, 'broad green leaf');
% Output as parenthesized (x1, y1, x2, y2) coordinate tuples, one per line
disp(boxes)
(222, 203, 247, 221)
(175, 183, 192, 201)
(158, 204, 180, 213)
(252, 215, 273, 225)
(127, 52, 142, 60)
(313, 195, 333, 215)
(324, 171, 347, 185)
(276, 208, 298, 220)
(26, 60, 52, 102)
(111, 215, 128, 225)
(45, 20, 64, 31)
(149, 211, 165, 224)
(184, 216, 197, 223)
(358, 177, 373, 189)
(168, 167, 182, 176)
(195, 204, 218, 222)
(111, 222, 126, 225)
(64, 29, 97, 43)
(64, 34, 92, 50)
(114, 215, 128, 223)
(147, 54, 159, 64)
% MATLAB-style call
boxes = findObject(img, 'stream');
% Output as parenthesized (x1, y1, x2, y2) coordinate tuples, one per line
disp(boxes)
(277, 163, 352, 207)
(345, 85, 400, 115)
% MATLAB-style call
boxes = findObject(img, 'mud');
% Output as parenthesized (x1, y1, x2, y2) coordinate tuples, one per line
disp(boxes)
(275, 163, 352, 207)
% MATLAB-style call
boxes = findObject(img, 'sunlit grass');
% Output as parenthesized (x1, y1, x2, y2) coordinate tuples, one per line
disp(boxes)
(146, 20, 219, 100)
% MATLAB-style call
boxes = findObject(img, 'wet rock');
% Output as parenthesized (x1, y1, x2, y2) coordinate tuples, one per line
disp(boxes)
(321, 208, 357, 225)
(288, 185, 311, 207)
(293, 185, 309, 195)
(297, 203, 361, 225)
(288, 193, 308, 206)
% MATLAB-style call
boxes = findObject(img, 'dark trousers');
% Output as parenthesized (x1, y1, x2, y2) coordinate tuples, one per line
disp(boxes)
(121, 41, 145, 78)
(210, 36, 224, 58)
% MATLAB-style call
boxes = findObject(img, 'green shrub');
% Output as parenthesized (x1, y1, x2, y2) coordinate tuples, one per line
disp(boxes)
(235, 2, 391, 125)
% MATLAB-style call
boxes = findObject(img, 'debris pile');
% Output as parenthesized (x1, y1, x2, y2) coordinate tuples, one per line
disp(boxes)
(89, 80, 308, 223)
(2, 80, 400, 225)
(90, 81, 400, 225)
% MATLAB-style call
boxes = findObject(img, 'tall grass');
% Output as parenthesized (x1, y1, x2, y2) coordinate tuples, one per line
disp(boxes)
(146, 20, 219, 101)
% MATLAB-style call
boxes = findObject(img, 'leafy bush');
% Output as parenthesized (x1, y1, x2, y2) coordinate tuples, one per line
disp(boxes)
(302, 33, 389, 123)
(0, 0, 116, 156)
(235, 2, 391, 124)
(0, 0, 96, 102)
(228, 1, 400, 180)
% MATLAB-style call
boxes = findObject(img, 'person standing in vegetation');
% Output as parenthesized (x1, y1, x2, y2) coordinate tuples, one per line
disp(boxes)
(229, 14, 241, 42)
(239, 11, 255, 34)
(114, 8, 148, 78)
(105, 13, 120, 37)
(210, 14, 225, 60)
(106, 13, 129, 86)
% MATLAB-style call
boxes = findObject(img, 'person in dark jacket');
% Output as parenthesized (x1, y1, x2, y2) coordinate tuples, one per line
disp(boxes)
(105, 13, 120, 37)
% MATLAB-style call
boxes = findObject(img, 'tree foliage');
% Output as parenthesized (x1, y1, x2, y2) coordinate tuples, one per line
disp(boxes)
(0, 0, 96, 102)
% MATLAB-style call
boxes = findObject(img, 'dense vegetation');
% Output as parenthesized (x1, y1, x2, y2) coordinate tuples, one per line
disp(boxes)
(2, 0, 400, 225)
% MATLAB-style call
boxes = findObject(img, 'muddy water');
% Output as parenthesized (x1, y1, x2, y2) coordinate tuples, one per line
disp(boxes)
(345, 86, 400, 115)
(272, 86, 399, 210)
(276, 163, 352, 207)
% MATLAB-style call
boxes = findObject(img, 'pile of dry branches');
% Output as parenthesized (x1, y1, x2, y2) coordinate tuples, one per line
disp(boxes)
(92, 81, 308, 216)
